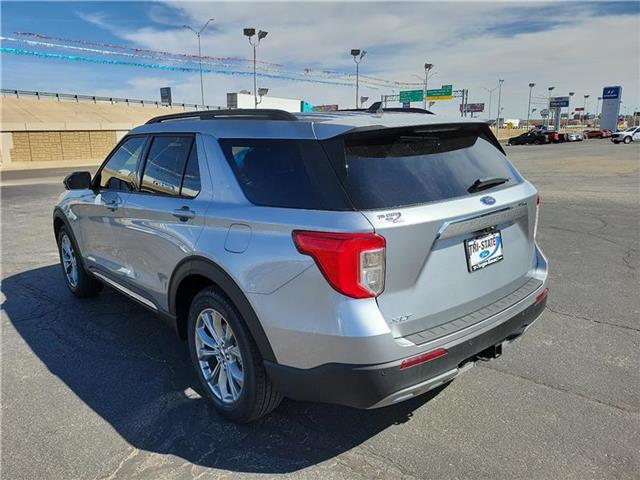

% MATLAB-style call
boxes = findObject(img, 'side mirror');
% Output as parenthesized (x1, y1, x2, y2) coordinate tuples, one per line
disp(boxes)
(63, 171, 92, 190)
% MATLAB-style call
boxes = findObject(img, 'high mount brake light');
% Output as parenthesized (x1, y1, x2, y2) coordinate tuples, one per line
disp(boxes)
(292, 230, 385, 299)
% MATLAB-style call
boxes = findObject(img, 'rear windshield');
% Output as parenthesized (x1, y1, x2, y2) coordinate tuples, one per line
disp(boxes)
(323, 125, 522, 210)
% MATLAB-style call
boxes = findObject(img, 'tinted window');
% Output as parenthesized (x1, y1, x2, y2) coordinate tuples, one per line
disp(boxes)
(324, 125, 522, 209)
(218, 138, 351, 210)
(141, 136, 193, 196)
(180, 145, 201, 198)
(99, 136, 146, 190)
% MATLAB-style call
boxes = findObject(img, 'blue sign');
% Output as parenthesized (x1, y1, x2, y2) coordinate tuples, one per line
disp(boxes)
(602, 86, 621, 100)
(402, 101, 411, 109)
(550, 96, 569, 108)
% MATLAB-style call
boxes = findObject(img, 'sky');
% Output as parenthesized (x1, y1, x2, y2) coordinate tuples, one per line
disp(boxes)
(1, 1, 639, 119)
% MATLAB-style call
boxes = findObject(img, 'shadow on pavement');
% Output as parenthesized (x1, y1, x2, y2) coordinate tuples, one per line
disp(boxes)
(2, 264, 445, 473)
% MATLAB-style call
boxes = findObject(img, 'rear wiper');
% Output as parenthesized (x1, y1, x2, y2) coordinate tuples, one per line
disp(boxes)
(467, 177, 509, 193)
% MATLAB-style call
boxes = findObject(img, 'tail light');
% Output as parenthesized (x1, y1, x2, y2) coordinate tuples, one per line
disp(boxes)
(534, 193, 541, 239)
(292, 230, 385, 298)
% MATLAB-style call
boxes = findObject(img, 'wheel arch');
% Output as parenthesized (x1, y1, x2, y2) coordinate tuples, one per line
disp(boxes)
(169, 256, 276, 362)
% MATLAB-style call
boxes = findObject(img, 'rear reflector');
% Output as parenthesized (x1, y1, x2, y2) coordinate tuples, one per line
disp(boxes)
(535, 287, 549, 305)
(400, 348, 448, 370)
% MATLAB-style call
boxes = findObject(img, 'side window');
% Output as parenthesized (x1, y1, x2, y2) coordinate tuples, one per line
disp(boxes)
(140, 136, 193, 196)
(180, 144, 201, 198)
(99, 136, 146, 190)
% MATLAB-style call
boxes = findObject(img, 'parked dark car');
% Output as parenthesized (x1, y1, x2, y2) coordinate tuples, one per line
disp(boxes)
(508, 130, 549, 145)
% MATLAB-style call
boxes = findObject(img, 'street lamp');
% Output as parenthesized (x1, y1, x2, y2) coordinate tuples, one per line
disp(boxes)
(423, 63, 434, 109)
(244, 28, 269, 109)
(183, 18, 214, 107)
(483, 85, 499, 119)
(583, 94, 590, 126)
(526, 82, 535, 129)
(351, 49, 366, 108)
(256, 87, 269, 106)
(495, 79, 504, 133)
(596, 96, 602, 128)
(547, 86, 555, 127)
(568, 92, 575, 125)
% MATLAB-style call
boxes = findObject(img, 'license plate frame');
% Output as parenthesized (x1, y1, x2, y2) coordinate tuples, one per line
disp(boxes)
(465, 230, 504, 272)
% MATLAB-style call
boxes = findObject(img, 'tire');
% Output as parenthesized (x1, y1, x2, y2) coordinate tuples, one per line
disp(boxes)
(623, 136, 632, 144)
(533, 139, 541, 145)
(57, 226, 103, 297)
(188, 287, 283, 423)
(613, 140, 620, 144)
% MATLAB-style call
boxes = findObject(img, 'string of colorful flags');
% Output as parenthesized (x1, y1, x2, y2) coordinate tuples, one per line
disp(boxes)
(2, 31, 424, 90)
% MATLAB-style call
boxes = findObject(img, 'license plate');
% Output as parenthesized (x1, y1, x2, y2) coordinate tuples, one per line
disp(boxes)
(465, 231, 503, 272)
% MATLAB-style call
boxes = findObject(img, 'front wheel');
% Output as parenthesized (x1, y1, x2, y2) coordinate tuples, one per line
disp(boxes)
(188, 287, 282, 422)
(623, 136, 632, 144)
(57, 227, 102, 297)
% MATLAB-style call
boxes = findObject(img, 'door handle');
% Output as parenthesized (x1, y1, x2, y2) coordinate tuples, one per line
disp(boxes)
(172, 206, 196, 221)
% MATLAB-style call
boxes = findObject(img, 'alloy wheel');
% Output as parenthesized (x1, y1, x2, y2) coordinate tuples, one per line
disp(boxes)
(195, 308, 244, 404)
(61, 234, 78, 288)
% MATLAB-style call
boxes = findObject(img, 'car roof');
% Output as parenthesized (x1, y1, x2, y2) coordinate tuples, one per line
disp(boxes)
(128, 109, 487, 140)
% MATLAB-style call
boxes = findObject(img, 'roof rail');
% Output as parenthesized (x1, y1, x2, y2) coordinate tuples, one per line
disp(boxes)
(145, 109, 298, 124)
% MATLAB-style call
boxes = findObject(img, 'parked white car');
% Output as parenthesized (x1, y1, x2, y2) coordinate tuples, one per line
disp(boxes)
(611, 126, 640, 144)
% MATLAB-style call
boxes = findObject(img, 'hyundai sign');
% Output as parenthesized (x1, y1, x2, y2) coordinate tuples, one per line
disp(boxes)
(602, 86, 621, 100)
(600, 85, 622, 131)
(549, 96, 569, 108)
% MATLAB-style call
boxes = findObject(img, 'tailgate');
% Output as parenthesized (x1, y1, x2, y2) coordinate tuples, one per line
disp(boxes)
(322, 121, 540, 339)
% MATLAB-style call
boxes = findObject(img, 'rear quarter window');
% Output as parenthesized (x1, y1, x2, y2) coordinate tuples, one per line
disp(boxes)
(218, 138, 352, 210)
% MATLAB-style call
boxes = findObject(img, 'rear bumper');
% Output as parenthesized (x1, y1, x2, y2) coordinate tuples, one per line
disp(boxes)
(264, 295, 547, 409)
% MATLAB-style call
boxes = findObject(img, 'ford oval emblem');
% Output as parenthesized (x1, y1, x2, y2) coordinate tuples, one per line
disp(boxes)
(480, 196, 496, 206)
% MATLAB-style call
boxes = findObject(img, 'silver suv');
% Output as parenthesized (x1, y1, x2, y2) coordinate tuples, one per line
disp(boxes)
(54, 108, 549, 422)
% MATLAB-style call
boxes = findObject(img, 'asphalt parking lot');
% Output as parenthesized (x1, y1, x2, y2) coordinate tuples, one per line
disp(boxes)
(2, 139, 639, 480)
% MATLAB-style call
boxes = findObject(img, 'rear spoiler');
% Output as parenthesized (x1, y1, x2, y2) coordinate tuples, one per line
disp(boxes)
(337, 122, 506, 155)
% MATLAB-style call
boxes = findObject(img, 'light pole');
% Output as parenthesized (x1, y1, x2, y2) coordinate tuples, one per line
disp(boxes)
(351, 49, 366, 108)
(256, 87, 269, 106)
(547, 86, 555, 128)
(483, 85, 498, 119)
(244, 28, 268, 109)
(423, 63, 434, 109)
(583, 94, 590, 126)
(596, 96, 602, 128)
(183, 18, 214, 107)
(526, 82, 535, 129)
(495, 79, 504, 133)
(568, 92, 575, 125)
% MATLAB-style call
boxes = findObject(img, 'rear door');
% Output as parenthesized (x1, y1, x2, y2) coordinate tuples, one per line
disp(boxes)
(324, 124, 539, 340)
(119, 134, 208, 308)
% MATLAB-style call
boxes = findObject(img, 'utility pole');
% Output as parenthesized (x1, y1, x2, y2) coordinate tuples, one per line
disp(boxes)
(244, 28, 269, 109)
(183, 18, 214, 107)
(526, 83, 535, 129)
(495, 79, 504, 133)
(596, 96, 602, 128)
(351, 49, 367, 108)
